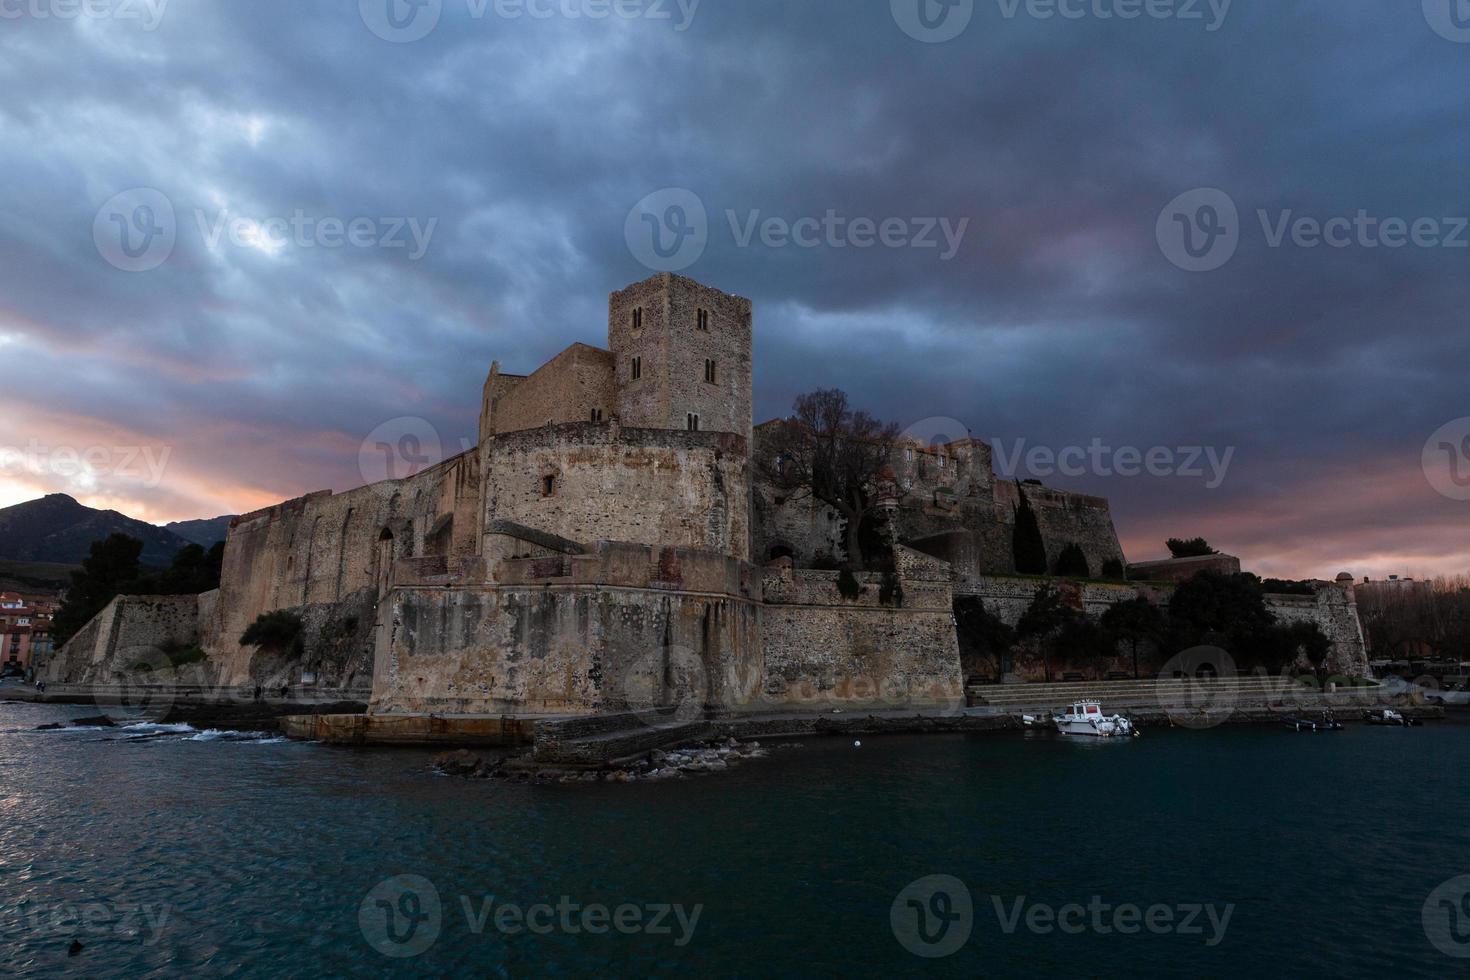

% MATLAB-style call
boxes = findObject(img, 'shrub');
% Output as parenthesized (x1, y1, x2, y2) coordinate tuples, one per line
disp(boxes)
(240, 609, 305, 657)
(879, 568, 904, 608)
(1054, 543, 1091, 579)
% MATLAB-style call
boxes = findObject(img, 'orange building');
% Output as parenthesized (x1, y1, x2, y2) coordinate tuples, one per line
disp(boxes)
(0, 593, 59, 677)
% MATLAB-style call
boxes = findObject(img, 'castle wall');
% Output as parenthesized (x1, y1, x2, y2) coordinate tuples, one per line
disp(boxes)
(756, 547, 963, 710)
(201, 451, 481, 691)
(1265, 584, 1370, 676)
(483, 423, 751, 562)
(485, 344, 615, 436)
(994, 481, 1125, 576)
(479, 365, 524, 442)
(46, 593, 206, 685)
(372, 544, 764, 715)
(954, 575, 1147, 626)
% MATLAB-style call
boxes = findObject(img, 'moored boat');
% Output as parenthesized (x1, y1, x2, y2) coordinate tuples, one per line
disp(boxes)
(1052, 700, 1138, 738)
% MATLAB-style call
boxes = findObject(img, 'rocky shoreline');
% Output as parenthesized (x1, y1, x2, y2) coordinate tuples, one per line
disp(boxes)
(435, 736, 776, 783)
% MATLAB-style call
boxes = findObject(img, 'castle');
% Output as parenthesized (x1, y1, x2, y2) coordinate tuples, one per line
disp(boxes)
(48, 274, 1368, 717)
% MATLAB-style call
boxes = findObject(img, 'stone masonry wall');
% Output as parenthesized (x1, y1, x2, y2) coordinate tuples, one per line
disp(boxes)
(201, 451, 480, 690)
(483, 423, 751, 562)
(756, 546, 963, 710)
(609, 273, 753, 442)
(485, 343, 616, 436)
(47, 593, 206, 685)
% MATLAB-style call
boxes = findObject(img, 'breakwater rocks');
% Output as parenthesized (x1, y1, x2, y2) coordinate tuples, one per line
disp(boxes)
(434, 737, 773, 784)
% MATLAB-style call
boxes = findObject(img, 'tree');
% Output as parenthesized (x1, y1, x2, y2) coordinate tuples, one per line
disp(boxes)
(51, 534, 144, 646)
(1054, 542, 1090, 579)
(954, 597, 1015, 679)
(1167, 571, 1273, 649)
(1016, 585, 1081, 681)
(1101, 596, 1165, 678)
(1167, 537, 1217, 559)
(756, 388, 900, 569)
(1012, 482, 1048, 574)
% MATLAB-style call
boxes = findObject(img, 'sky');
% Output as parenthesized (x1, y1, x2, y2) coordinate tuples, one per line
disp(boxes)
(1, 0, 1467, 580)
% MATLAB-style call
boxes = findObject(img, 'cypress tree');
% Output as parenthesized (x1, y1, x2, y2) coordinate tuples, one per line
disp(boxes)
(1012, 482, 1048, 575)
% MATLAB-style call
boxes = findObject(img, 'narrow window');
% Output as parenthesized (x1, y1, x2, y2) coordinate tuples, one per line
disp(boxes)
(632, 307, 643, 330)
(590, 408, 603, 423)
(541, 475, 556, 497)
(938, 455, 946, 469)
(704, 359, 717, 384)
(904, 448, 914, 462)
(687, 413, 700, 432)
(631, 356, 642, 381)
(697, 308, 709, 331)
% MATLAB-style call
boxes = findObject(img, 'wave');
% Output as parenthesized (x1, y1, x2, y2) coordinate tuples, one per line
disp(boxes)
(186, 729, 286, 744)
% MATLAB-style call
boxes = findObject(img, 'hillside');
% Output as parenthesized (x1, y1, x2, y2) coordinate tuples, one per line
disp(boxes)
(0, 494, 198, 566)
(164, 515, 235, 548)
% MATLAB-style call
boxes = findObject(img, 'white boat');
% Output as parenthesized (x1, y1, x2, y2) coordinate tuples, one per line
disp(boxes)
(1052, 700, 1137, 738)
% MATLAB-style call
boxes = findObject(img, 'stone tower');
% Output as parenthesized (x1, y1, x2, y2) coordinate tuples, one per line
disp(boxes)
(607, 273, 753, 446)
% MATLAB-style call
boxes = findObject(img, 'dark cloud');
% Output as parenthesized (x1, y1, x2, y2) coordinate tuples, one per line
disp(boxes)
(1, 0, 1466, 577)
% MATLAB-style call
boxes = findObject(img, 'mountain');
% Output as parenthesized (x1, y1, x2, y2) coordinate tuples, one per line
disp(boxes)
(165, 515, 235, 548)
(0, 494, 201, 567)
